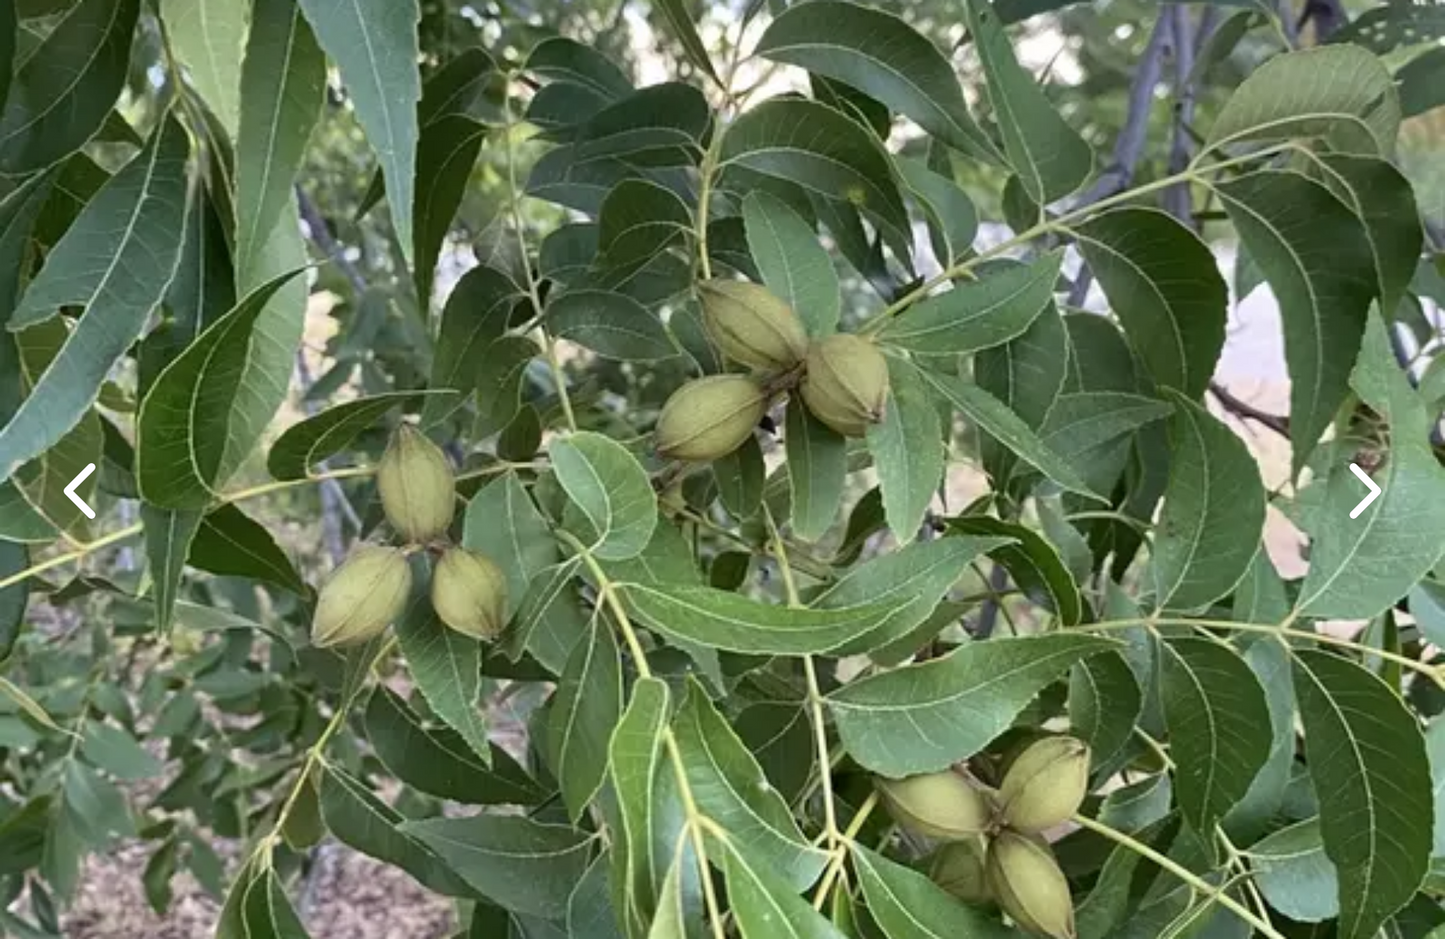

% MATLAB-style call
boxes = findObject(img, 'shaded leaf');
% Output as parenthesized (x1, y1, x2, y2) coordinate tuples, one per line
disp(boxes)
(947, 515, 1082, 626)
(1293, 649, 1432, 939)
(866, 356, 944, 542)
(550, 289, 677, 361)
(548, 619, 622, 820)
(963, 0, 1093, 203)
(267, 392, 423, 480)
(140, 506, 203, 634)
(298, 0, 421, 263)
(402, 814, 594, 919)
(1150, 392, 1266, 612)
(786, 399, 847, 542)
(1159, 638, 1271, 838)
(1073, 208, 1227, 399)
(0, 120, 190, 483)
(395, 584, 491, 762)
(852, 844, 1014, 939)
(609, 676, 672, 934)
(189, 504, 306, 596)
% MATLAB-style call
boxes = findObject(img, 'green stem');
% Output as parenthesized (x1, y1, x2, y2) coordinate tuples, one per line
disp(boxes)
(811, 790, 880, 910)
(1072, 813, 1287, 939)
(563, 530, 728, 939)
(856, 143, 1293, 336)
(1079, 616, 1444, 688)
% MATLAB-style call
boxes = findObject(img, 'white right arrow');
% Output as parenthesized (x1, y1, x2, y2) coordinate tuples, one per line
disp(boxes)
(1348, 462, 1381, 519)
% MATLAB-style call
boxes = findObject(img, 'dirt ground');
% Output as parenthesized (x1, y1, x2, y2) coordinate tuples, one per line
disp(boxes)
(62, 841, 455, 939)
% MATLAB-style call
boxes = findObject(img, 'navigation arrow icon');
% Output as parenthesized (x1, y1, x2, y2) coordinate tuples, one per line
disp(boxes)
(1348, 462, 1381, 519)
(64, 463, 96, 520)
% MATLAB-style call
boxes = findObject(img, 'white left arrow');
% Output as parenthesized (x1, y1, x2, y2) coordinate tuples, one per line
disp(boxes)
(65, 463, 96, 519)
(1348, 462, 1381, 519)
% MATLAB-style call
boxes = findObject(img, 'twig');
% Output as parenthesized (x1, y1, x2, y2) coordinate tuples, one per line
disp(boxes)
(1208, 382, 1290, 438)
(1299, 0, 1347, 42)
(1164, 6, 1202, 223)
(296, 185, 367, 294)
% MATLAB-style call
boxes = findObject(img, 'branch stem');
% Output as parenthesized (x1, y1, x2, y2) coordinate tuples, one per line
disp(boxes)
(1072, 813, 1287, 939)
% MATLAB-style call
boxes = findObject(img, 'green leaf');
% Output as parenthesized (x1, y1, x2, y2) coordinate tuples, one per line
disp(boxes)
(549, 289, 677, 361)
(1293, 649, 1432, 939)
(1216, 170, 1378, 470)
(721, 97, 910, 254)
(1158, 638, 1271, 838)
(413, 116, 487, 304)
(881, 252, 1061, 356)
(552, 431, 657, 561)
(625, 582, 897, 656)
(395, 586, 491, 762)
(1223, 637, 1295, 843)
(594, 179, 691, 282)
(975, 300, 1067, 484)
(401, 814, 593, 919)
(921, 371, 1102, 501)
(866, 356, 944, 542)
(946, 515, 1082, 625)
(1297, 313, 1445, 619)
(506, 561, 592, 675)
(420, 265, 521, 427)
(568, 854, 626, 939)
(526, 37, 633, 100)
(713, 434, 765, 520)
(852, 844, 1014, 939)
(721, 838, 845, 939)
(215, 862, 311, 939)
(755, 0, 999, 163)
(575, 82, 709, 167)
(135, 270, 308, 507)
(897, 156, 978, 265)
(470, 335, 539, 439)
(0, 173, 54, 317)
(742, 190, 839, 338)
(80, 722, 164, 780)
(297, 0, 420, 263)
(0, 119, 190, 484)
(0, 0, 139, 173)
(829, 633, 1116, 775)
(785, 399, 847, 542)
(548, 619, 622, 821)
(189, 504, 307, 596)
(1073, 208, 1228, 399)
(0, 542, 27, 661)
(1069, 652, 1142, 771)
(1150, 392, 1266, 612)
(673, 678, 829, 890)
(161, 0, 246, 136)
(822, 535, 1011, 656)
(10, 322, 102, 541)
(652, 0, 721, 90)
(462, 471, 558, 621)
(364, 688, 545, 804)
(140, 506, 203, 633)
(963, 0, 1093, 203)
(1251, 819, 1338, 923)
(1303, 153, 1422, 317)
(1398, 46, 1445, 119)
(267, 392, 423, 480)
(1205, 45, 1400, 156)
(318, 765, 474, 898)
(609, 676, 672, 935)
(234, 0, 322, 277)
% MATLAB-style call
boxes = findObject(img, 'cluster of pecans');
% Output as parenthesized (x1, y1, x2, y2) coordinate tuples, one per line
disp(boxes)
(653, 280, 892, 462)
(310, 425, 509, 647)
(877, 736, 1091, 938)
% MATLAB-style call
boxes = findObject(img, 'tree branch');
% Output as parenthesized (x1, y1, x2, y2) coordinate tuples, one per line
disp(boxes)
(1068, 14, 1172, 305)
(1209, 381, 1290, 438)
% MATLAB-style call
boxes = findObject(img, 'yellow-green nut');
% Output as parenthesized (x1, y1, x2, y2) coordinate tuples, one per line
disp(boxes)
(698, 279, 809, 373)
(998, 736, 1091, 834)
(929, 838, 992, 905)
(311, 546, 412, 648)
(876, 771, 995, 841)
(986, 831, 1076, 939)
(378, 424, 456, 543)
(431, 547, 509, 640)
(655, 374, 767, 462)
(799, 333, 889, 437)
